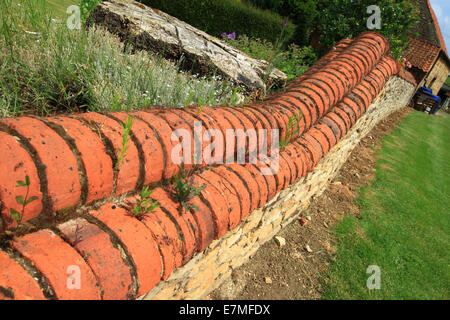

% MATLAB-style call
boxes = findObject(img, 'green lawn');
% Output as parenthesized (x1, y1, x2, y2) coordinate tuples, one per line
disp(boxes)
(323, 110, 450, 299)
(13, 1, 79, 19)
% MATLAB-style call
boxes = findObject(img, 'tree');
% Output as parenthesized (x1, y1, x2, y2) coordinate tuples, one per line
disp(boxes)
(316, 0, 419, 59)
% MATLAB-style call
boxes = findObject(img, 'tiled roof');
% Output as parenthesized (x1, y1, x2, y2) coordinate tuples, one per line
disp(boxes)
(403, 37, 441, 73)
(410, 0, 447, 53)
(408, 0, 449, 65)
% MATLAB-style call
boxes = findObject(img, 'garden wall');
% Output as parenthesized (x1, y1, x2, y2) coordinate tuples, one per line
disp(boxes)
(140, 75, 415, 299)
(0, 31, 417, 300)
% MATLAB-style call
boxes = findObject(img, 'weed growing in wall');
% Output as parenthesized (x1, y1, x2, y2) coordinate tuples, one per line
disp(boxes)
(132, 186, 160, 220)
(115, 115, 133, 170)
(279, 111, 303, 150)
(71, 223, 84, 247)
(170, 167, 206, 213)
(10, 176, 39, 224)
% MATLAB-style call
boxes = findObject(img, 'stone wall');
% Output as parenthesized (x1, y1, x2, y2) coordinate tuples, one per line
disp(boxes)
(0, 31, 416, 300)
(140, 75, 416, 300)
(424, 54, 450, 95)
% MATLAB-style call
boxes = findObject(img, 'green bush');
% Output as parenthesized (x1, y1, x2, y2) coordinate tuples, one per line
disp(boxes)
(79, 0, 102, 21)
(138, 0, 296, 44)
(222, 34, 317, 82)
(316, 0, 419, 59)
(245, 0, 318, 46)
(275, 44, 317, 81)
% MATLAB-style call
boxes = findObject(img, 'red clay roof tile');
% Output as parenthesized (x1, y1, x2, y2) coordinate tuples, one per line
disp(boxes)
(403, 37, 441, 73)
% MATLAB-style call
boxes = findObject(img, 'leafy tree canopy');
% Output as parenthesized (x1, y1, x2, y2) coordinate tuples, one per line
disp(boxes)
(316, 0, 419, 59)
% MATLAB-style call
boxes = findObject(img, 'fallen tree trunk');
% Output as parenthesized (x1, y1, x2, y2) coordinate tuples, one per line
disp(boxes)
(88, 0, 287, 93)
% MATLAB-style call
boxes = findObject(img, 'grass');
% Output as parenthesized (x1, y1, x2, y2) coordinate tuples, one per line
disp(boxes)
(0, 0, 244, 118)
(44, 0, 79, 18)
(323, 111, 450, 299)
(12, 1, 78, 20)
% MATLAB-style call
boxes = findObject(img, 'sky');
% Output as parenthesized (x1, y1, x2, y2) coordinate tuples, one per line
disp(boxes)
(429, 0, 450, 50)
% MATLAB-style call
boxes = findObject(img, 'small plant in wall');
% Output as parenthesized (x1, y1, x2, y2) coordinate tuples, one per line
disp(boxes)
(132, 186, 160, 220)
(10, 175, 39, 225)
(71, 223, 85, 248)
(115, 115, 133, 170)
(170, 167, 206, 213)
(279, 111, 303, 150)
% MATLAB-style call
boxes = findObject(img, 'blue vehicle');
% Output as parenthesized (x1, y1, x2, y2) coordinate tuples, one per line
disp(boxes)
(412, 87, 441, 114)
